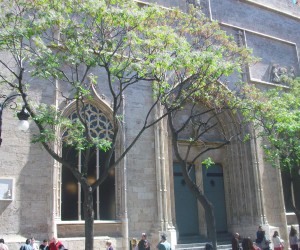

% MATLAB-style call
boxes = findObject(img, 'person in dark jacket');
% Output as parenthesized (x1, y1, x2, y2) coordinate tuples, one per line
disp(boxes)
(138, 233, 147, 250)
(256, 226, 264, 245)
(231, 233, 241, 250)
(39, 239, 48, 250)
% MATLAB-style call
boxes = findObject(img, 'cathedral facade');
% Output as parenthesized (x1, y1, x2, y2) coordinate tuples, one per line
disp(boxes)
(0, 0, 299, 249)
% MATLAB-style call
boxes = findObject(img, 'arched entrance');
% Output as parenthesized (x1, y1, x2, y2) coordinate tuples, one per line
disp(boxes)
(168, 97, 264, 244)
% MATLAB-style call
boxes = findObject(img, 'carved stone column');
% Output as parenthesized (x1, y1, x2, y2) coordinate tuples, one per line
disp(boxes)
(120, 94, 129, 250)
(154, 103, 177, 248)
(249, 125, 268, 225)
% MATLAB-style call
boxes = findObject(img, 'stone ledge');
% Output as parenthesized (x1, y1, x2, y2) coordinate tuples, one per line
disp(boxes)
(57, 220, 123, 238)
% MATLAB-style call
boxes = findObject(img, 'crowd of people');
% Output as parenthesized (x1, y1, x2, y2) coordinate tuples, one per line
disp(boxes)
(1, 232, 171, 250)
(0, 237, 66, 250)
(19, 237, 66, 250)
(0, 226, 298, 250)
(109, 227, 298, 250)
(129, 232, 171, 250)
(231, 225, 299, 250)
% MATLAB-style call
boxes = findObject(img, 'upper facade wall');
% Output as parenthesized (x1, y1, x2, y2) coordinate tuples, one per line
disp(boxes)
(241, 0, 300, 17)
(141, 0, 299, 19)
(143, 0, 300, 86)
(211, 0, 300, 43)
(141, 0, 299, 48)
(209, 0, 300, 85)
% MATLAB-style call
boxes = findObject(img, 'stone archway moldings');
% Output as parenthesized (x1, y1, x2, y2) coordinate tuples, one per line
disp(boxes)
(61, 84, 114, 123)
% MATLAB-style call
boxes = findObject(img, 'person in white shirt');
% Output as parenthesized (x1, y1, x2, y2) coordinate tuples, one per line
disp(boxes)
(272, 231, 284, 250)
(30, 237, 39, 250)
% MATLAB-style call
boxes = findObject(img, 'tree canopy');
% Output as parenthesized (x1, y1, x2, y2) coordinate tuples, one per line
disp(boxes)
(243, 78, 300, 171)
(243, 78, 300, 229)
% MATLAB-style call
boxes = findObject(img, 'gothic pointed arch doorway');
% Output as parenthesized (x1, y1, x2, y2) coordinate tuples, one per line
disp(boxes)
(169, 99, 239, 243)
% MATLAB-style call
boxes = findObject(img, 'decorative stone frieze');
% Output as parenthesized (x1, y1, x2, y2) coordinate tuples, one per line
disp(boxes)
(270, 64, 295, 85)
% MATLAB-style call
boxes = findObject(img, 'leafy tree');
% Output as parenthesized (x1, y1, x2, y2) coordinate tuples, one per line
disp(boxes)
(243, 78, 300, 232)
(0, 0, 254, 249)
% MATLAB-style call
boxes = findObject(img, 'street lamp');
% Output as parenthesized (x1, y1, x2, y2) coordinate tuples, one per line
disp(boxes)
(0, 93, 30, 146)
(17, 106, 30, 131)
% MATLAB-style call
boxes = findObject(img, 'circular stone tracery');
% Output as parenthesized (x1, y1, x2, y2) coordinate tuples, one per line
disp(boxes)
(63, 103, 114, 141)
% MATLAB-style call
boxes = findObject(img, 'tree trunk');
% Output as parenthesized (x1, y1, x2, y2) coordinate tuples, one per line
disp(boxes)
(83, 185, 95, 250)
(200, 193, 217, 249)
(195, 189, 217, 249)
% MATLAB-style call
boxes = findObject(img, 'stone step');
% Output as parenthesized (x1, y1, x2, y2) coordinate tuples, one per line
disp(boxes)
(175, 243, 232, 250)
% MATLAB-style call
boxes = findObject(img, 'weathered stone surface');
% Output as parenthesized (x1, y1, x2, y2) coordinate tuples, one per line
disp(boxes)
(0, 0, 299, 249)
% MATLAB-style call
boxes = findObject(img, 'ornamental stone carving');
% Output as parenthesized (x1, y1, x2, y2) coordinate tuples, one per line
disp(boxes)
(270, 64, 295, 85)
(186, 0, 201, 7)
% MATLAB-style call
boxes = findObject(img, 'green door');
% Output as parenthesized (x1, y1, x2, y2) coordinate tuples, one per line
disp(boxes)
(202, 164, 228, 233)
(174, 163, 199, 240)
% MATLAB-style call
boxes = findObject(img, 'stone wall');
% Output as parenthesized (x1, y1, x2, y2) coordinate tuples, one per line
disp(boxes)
(0, 0, 299, 249)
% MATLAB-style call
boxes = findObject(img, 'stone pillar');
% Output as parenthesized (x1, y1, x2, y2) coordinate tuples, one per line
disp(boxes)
(154, 104, 164, 230)
(121, 94, 129, 250)
(275, 168, 289, 244)
(51, 26, 61, 239)
(51, 77, 60, 239)
(154, 104, 177, 247)
(250, 126, 268, 225)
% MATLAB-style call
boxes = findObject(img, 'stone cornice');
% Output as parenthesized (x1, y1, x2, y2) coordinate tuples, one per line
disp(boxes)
(237, 0, 300, 21)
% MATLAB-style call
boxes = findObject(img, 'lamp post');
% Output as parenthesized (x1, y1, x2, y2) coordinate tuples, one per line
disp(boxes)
(0, 93, 30, 146)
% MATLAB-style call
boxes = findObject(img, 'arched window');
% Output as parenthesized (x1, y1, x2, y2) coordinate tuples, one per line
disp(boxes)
(61, 103, 115, 220)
